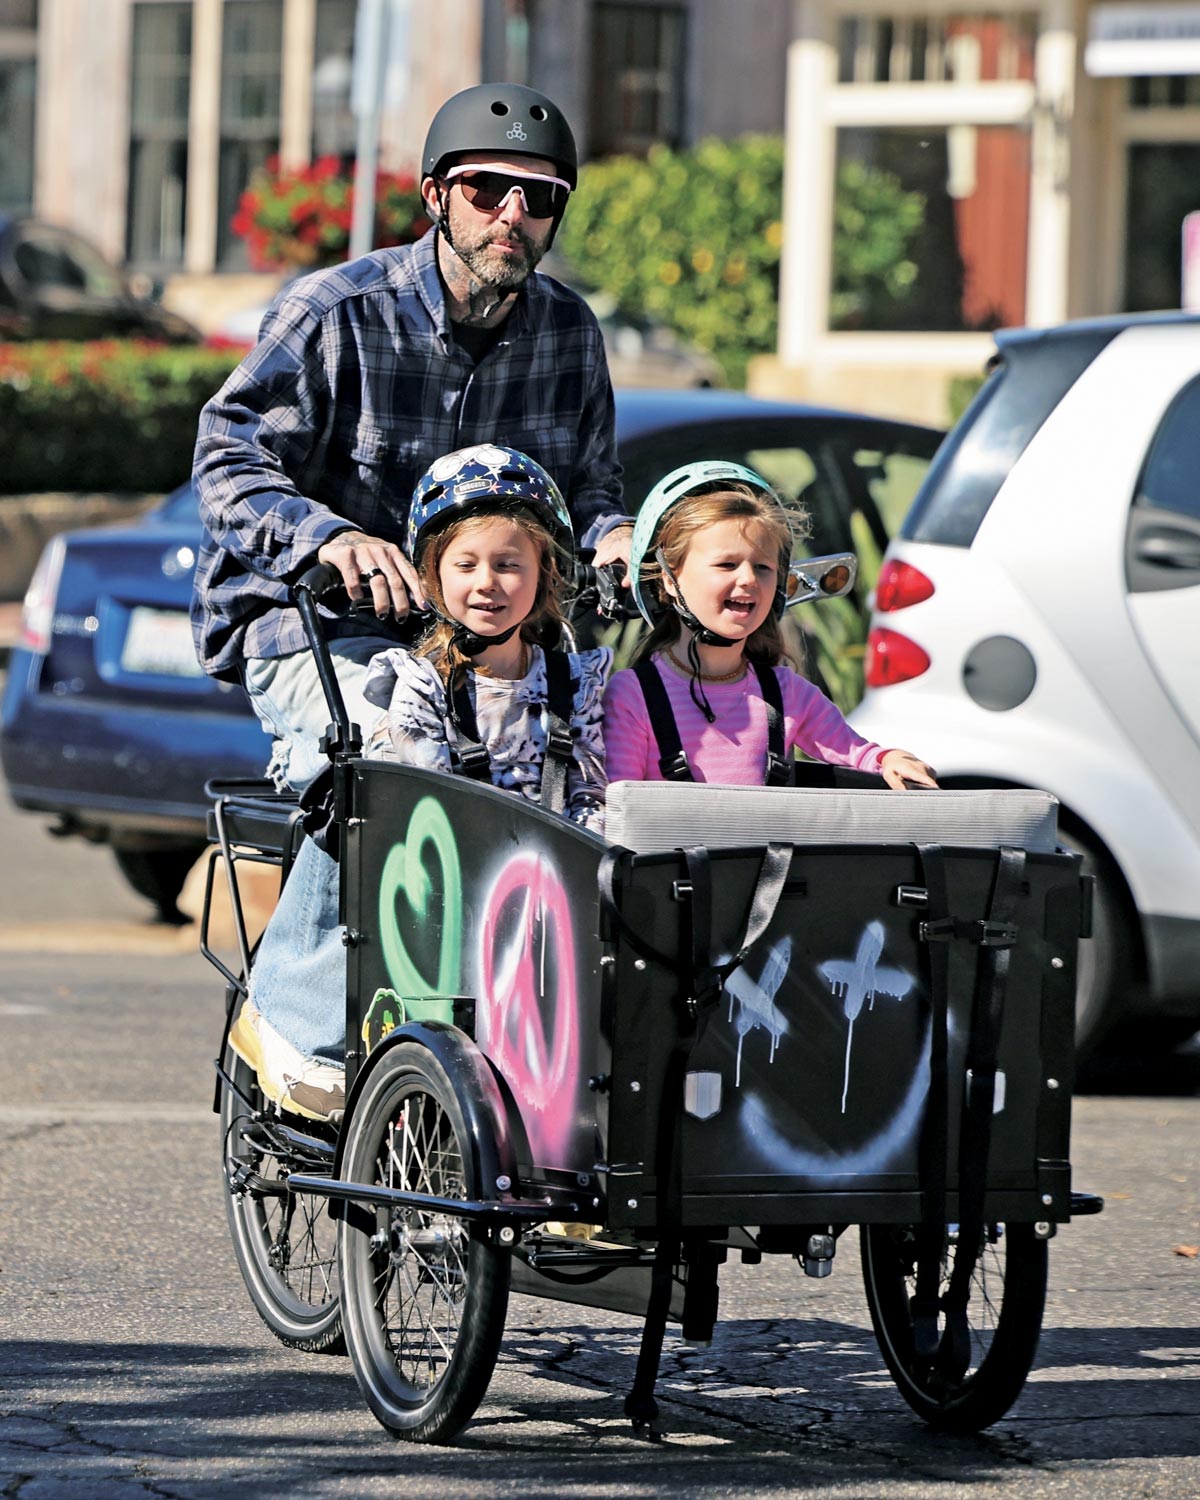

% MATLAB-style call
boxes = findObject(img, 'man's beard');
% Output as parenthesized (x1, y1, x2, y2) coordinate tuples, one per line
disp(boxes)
(451, 221, 546, 290)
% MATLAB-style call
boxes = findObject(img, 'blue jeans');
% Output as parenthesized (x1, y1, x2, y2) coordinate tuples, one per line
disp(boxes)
(243, 634, 396, 1063)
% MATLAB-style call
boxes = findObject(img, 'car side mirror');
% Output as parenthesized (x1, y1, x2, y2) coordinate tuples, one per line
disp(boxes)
(784, 552, 857, 608)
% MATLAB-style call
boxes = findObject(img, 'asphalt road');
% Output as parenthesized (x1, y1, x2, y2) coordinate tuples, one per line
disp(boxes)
(0, 772, 1197, 1498)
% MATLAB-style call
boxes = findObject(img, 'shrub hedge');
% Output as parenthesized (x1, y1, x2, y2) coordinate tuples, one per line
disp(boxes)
(0, 341, 241, 494)
(557, 136, 785, 388)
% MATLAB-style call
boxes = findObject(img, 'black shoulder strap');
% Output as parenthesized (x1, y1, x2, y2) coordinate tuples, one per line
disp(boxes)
(539, 649, 578, 816)
(750, 661, 791, 786)
(447, 674, 492, 782)
(633, 659, 692, 781)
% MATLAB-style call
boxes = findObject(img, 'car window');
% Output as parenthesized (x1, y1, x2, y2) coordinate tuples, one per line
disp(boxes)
(902, 327, 1117, 548)
(855, 448, 931, 535)
(1136, 374, 1200, 524)
(13, 227, 124, 297)
(158, 483, 200, 521)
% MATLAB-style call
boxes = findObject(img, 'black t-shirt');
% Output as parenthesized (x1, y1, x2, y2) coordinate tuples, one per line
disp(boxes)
(450, 318, 506, 363)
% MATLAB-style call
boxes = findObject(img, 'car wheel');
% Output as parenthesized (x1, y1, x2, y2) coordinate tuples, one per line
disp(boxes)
(1057, 827, 1133, 1065)
(112, 844, 204, 923)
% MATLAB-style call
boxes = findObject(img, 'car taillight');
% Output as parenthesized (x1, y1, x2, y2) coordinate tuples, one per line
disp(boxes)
(874, 559, 934, 612)
(18, 537, 66, 654)
(865, 626, 931, 688)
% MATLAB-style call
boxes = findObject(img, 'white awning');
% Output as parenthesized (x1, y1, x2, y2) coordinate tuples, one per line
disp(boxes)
(1086, 3, 1200, 75)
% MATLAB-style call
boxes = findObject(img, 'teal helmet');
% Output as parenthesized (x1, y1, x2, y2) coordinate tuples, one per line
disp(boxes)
(629, 460, 789, 630)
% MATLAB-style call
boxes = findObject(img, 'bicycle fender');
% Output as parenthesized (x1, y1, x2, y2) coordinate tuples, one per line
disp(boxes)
(330, 1020, 520, 1199)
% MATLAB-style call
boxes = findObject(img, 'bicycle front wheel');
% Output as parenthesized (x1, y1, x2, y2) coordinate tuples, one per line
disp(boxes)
(337, 1041, 510, 1443)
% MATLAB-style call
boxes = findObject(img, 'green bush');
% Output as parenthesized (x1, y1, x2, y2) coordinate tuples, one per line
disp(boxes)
(557, 136, 785, 388)
(0, 341, 241, 494)
(948, 372, 986, 423)
(830, 161, 925, 330)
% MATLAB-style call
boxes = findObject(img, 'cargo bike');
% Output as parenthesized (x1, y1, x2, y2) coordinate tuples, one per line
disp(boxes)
(203, 565, 1102, 1444)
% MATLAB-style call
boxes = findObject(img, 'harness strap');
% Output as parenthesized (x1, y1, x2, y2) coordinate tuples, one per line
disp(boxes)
(448, 650, 579, 814)
(633, 660, 691, 780)
(539, 646, 578, 816)
(749, 662, 791, 787)
(633, 657, 791, 786)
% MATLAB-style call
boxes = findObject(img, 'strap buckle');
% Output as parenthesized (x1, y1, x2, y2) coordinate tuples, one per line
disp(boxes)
(456, 745, 492, 781)
(919, 916, 1018, 948)
(660, 749, 691, 782)
(546, 725, 575, 759)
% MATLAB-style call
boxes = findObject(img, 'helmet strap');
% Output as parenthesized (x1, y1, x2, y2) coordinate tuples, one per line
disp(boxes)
(655, 547, 738, 649)
(684, 634, 717, 725)
(449, 618, 521, 659)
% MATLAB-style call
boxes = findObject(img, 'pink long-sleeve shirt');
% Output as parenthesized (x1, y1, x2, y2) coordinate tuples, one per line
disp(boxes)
(602, 655, 887, 785)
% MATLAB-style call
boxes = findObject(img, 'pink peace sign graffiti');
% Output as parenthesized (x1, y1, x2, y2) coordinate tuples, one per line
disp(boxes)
(479, 853, 578, 1159)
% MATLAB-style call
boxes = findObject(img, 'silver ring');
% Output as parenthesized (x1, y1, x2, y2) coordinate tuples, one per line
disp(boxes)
(360, 568, 384, 581)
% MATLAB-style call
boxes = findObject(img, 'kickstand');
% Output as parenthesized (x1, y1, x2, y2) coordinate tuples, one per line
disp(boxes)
(623, 1231, 678, 1438)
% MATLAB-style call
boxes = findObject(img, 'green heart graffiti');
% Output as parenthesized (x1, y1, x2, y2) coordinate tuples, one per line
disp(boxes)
(379, 795, 463, 996)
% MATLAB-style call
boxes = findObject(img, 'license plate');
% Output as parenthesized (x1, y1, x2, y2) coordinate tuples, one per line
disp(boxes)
(120, 606, 204, 678)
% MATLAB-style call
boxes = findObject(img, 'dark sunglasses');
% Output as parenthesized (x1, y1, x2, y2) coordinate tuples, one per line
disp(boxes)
(442, 165, 571, 219)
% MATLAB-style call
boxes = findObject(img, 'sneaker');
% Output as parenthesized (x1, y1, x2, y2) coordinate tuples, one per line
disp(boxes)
(229, 998, 345, 1123)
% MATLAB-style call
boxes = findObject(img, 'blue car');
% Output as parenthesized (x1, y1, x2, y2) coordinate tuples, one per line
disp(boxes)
(1, 389, 942, 917)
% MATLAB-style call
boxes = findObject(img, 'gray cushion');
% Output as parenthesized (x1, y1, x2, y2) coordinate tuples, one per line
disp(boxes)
(605, 781, 1059, 854)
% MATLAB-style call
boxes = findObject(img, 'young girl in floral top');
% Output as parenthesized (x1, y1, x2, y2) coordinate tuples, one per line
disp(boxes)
(361, 443, 609, 831)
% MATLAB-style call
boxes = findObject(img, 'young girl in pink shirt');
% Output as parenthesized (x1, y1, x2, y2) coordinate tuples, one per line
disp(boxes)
(602, 461, 937, 790)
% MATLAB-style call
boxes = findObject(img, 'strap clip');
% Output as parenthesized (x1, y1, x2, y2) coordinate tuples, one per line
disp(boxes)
(660, 749, 691, 782)
(919, 916, 1018, 948)
(455, 745, 492, 781)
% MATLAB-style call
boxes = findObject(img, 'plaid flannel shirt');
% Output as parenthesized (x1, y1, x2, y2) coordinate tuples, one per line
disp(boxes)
(191, 229, 625, 680)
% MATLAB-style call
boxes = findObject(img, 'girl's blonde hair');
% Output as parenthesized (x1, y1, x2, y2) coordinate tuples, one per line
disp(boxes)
(634, 483, 809, 667)
(414, 508, 568, 685)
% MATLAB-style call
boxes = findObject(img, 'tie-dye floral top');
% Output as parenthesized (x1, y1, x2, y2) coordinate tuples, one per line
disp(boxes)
(361, 644, 612, 834)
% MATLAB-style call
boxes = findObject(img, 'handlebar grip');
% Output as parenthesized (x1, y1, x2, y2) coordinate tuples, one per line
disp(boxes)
(291, 560, 345, 602)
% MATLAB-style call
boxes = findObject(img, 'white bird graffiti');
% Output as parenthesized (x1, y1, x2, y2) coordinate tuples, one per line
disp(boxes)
(819, 922, 916, 1113)
(725, 935, 792, 1085)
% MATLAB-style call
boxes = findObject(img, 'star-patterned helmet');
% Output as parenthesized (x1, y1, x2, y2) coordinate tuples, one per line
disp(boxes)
(406, 445, 574, 568)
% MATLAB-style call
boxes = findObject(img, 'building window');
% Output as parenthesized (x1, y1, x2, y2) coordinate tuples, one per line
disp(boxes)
(217, 0, 283, 267)
(0, 0, 37, 216)
(837, 12, 1036, 85)
(127, 2, 192, 267)
(831, 123, 1031, 332)
(588, 1, 685, 157)
(312, 0, 356, 162)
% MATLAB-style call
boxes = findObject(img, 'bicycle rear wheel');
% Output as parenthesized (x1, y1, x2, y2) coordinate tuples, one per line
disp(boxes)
(337, 1042, 510, 1443)
(220, 1044, 343, 1352)
(860, 1220, 1047, 1432)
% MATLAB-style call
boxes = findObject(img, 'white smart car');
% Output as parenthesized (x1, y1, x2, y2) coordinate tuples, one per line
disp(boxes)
(852, 312, 1200, 1062)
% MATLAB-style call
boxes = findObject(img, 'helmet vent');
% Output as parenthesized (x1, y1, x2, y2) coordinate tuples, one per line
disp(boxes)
(424, 483, 445, 502)
(499, 468, 526, 482)
(530, 105, 547, 121)
(490, 101, 509, 116)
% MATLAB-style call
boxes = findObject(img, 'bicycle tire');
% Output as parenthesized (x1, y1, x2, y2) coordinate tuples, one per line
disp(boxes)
(860, 1220, 1047, 1432)
(337, 1041, 511, 1443)
(220, 1044, 343, 1353)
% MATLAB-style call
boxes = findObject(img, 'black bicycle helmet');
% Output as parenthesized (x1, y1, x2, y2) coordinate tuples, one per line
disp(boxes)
(422, 83, 578, 188)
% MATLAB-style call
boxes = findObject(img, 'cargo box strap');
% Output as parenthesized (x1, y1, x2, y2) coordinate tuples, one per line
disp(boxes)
(912, 843, 952, 1362)
(939, 844, 1026, 1380)
(913, 842, 1026, 1382)
(633, 659, 791, 786)
(621, 839, 792, 1432)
